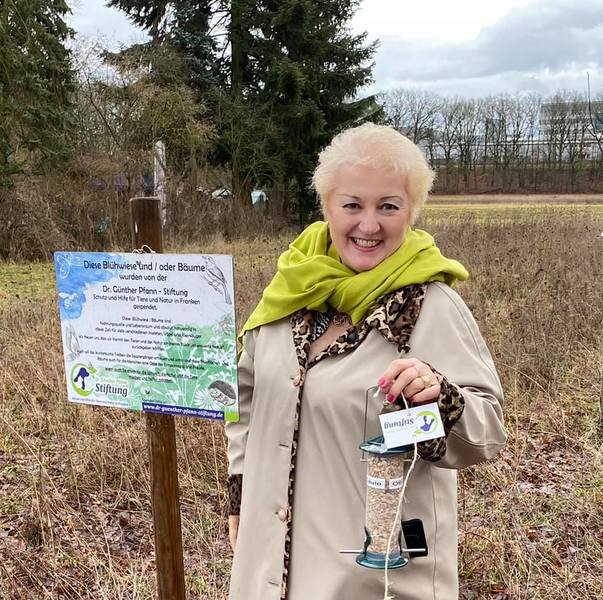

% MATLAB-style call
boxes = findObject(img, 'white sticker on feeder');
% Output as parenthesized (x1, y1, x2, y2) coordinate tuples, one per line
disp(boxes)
(389, 477, 404, 490)
(367, 476, 386, 489)
(379, 401, 445, 449)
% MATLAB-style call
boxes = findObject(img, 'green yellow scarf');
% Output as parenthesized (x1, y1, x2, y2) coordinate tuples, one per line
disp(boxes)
(239, 220, 468, 340)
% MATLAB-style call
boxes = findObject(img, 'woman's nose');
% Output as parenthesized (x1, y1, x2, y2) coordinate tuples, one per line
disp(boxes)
(358, 213, 380, 235)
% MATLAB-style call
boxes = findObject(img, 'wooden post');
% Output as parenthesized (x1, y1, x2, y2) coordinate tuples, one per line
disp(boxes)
(130, 197, 185, 600)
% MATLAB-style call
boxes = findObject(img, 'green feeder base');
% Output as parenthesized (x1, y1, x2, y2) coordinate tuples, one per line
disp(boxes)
(355, 551, 408, 570)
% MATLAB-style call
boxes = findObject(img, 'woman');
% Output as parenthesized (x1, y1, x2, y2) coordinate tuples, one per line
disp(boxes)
(225, 123, 506, 600)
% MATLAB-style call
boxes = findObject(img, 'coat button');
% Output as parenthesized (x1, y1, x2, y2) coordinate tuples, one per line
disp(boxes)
(292, 374, 301, 387)
(346, 330, 358, 343)
(277, 508, 288, 522)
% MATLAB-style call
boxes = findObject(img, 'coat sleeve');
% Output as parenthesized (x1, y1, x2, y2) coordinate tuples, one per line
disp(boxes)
(414, 283, 507, 470)
(224, 329, 257, 514)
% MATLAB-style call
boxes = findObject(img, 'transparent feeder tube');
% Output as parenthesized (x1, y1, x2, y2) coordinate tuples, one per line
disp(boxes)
(365, 452, 406, 554)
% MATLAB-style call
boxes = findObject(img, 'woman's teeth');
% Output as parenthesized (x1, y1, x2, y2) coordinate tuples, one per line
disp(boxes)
(352, 238, 381, 248)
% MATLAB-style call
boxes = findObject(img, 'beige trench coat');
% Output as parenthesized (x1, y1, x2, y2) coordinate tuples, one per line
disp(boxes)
(225, 282, 506, 600)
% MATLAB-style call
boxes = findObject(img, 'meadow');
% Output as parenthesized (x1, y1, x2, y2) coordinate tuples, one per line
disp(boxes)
(1, 200, 602, 599)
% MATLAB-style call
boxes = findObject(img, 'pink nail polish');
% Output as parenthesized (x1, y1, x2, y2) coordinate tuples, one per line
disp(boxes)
(377, 377, 386, 387)
(386, 393, 395, 403)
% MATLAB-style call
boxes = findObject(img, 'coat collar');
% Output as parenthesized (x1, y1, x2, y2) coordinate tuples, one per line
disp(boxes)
(290, 284, 428, 375)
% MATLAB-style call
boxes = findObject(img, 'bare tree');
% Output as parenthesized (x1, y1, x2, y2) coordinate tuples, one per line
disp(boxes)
(456, 99, 480, 188)
(380, 88, 441, 145)
(377, 85, 601, 193)
(434, 98, 465, 191)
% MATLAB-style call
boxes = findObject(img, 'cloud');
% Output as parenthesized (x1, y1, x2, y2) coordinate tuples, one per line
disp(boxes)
(65, 0, 603, 97)
(371, 0, 603, 95)
(67, 0, 148, 50)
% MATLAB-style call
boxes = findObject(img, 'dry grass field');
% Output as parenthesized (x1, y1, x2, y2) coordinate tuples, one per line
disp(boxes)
(429, 194, 603, 205)
(1, 201, 602, 599)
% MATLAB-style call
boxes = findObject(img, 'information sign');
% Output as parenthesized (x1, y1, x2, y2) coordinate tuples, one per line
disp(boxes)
(54, 252, 239, 421)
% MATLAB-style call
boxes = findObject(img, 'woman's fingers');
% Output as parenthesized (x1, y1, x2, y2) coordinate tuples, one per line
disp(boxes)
(378, 358, 440, 404)
(379, 358, 421, 389)
(406, 383, 440, 405)
(401, 377, 427, 399)
(386, 366, 420, 401)
(379, 360, 421, 398)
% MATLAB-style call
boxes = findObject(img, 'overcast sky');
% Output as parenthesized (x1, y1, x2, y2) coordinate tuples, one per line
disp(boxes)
(67, 0, 603, 98)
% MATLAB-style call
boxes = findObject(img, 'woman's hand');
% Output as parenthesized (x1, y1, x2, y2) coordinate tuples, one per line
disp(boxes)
(228, 515, 240, 552)
(378, 358, 441, 405)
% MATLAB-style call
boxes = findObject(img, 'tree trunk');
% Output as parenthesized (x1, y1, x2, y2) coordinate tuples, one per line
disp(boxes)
(230, 0, 249, 206)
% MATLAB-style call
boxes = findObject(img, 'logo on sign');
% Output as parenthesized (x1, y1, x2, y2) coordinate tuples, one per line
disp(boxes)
(70, 363, 97, 397)
(70, 364, 129, 399)
(414, 410, 438, 435)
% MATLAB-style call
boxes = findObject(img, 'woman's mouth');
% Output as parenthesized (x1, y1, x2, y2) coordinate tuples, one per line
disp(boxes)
(351, 237, 382, 250)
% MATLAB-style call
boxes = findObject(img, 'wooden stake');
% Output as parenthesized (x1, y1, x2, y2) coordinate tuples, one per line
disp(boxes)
(130, 196, 185, 600)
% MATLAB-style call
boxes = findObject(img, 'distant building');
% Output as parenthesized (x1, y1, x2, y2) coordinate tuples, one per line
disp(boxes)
(540, 101, 603, 133)
(539, 101, 603, 158)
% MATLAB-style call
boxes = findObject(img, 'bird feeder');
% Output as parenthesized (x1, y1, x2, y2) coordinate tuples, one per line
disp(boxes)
(353, 388, 427, 569)
(357, 436, 412, 569)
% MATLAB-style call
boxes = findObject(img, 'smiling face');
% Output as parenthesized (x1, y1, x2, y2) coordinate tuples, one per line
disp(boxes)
(323, 164, 412, 272)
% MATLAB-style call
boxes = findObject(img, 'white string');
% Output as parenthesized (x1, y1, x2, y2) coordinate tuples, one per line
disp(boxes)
(382, 394, 419, 600)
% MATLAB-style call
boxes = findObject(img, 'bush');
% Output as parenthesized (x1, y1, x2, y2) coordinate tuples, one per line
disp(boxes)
(0, 174, 132, 260)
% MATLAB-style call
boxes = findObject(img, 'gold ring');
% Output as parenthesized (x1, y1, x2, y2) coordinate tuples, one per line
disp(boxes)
(420, 374, 437, 387)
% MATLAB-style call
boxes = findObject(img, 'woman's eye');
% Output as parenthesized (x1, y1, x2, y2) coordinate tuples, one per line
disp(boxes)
(343, 202, 360, 210)
(381, 203, 399, 211)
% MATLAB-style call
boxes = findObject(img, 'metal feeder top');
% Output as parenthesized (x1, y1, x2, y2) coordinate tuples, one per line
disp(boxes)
(359, 435, 413, 456)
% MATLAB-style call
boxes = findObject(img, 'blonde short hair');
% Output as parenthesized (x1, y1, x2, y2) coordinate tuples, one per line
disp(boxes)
(311, 122, 435, 223)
